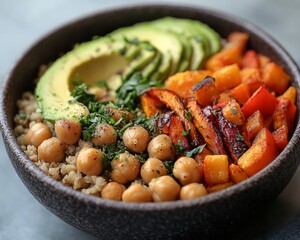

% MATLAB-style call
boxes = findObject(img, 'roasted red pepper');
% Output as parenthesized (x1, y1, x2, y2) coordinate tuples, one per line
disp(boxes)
(242, 86, 278, 117)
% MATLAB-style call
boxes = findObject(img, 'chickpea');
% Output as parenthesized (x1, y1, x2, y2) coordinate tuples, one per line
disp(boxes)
(101, 182, 125, 201)
(110, 153, 140, 184)
(147, 134, 175, 161)
(76, 147, 103, 176)
(123, 126, 150, 153)
(122, 184, 152, 203)
(180, 183, 208, 200)
(173, 157, 202, 185)
(107, 108, 134, 123)
(140, 158, 167, 184)
(92, 123, 117, 147)
(54, 119, 82, 145)
(88, 86, 107, 101)
(23, 122, 52, 147)
(37, 137, 65, 163)
(149, 176, 181, 202)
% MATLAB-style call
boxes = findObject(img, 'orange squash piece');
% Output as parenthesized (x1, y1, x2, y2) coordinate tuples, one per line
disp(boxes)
(227, 32, 250, 52)
(192, 76, 219, 107)
(206, 47, 242, 71)
(258, 54, 271, 68)
(204, 155, 229, 186)
(262, 62, 290, 94)
(164, 70, 213, 98)
(221, 99, 245, 126)
(230, 83, 250, 105)
(213, 63, 242, 92)
(238, 128, 279, 177)
(206, 32, 249, 71)
(240, 67, 264, 95)
(229, 164, 248, 183)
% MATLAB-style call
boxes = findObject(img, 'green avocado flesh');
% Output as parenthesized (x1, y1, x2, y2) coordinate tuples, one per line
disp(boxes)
(36, 17, 221, 121)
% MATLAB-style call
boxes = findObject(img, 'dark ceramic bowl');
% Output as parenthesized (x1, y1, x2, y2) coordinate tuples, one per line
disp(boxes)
(1, 4, 300, 240)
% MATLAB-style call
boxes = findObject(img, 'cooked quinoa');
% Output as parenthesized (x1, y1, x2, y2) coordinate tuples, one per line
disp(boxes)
(14, 92, 107, 196)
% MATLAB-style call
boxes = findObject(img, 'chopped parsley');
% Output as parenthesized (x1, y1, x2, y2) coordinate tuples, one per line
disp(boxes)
(235, 133, 244, 142)
(184, 110, 193, 121)
(115, 72, 162, 111)
(69, 83, 97, 106)
(231, 108, 238, 115)
(182, 129, 190, 137)
(19, 113, 28, 120)
(94, 80, 109, 89)
(174, 140, 186, 155)
(185, 144, 206, 158)
(164, 160, 175, 175)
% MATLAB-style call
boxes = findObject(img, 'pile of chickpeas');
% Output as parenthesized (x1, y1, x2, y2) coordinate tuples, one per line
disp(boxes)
(23, 115, 208, 203)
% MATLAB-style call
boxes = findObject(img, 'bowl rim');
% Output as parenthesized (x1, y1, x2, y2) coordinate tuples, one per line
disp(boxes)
(1, 3, 300, 212)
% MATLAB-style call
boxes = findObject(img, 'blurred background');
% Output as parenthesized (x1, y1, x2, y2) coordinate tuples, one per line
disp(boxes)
(1, 0, 300, 239)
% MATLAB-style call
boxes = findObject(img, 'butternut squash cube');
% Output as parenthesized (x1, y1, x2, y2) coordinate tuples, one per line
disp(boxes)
(229, 164, 248, 184)
(204, 155, 229, 186)
(262, 62, 290, 94)
(213, 64, 242, 92)
(192, 76, 219, 107)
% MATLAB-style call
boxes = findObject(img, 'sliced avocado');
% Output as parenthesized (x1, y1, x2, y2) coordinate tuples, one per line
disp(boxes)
(175, 34, 192, 72)
(150, 17, 221, 66)
(190, 38, 206, 70)
(109, 24, 183, 77)
(142, 52, 162, 78)
(122, 41, 158, 80)
(188, 20, 221, 55)
(150, 53, 172, 81)
(150, 17, 207, 69)
(36, 37, 158, 121)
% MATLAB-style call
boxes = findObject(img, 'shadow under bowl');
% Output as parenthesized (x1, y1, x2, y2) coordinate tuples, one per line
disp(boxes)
(1, 4, 300, 240)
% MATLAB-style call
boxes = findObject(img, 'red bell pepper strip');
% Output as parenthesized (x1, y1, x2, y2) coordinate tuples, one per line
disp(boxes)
(242, 86, 278, 117)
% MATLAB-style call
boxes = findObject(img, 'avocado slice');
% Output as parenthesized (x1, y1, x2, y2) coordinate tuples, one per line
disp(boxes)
(122, 41, 158, 82)
(142, 52, 162, 78)
(36, 37, 157, 121)
(150, 17, 221, 67)
(109, 24, 183, 77)
(150, 17, 207, 69)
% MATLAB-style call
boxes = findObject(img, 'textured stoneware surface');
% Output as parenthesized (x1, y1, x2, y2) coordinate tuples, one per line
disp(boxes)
(1, 4, 300, 240)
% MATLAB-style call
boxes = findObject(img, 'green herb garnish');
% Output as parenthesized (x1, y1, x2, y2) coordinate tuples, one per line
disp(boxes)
(69, 83, 97, 106)
(185, 144, 206, 158)
(184, 110, 193, 121)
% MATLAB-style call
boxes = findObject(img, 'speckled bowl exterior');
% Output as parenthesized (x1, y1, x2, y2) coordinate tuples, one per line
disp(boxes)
(1, 4, 300, 240)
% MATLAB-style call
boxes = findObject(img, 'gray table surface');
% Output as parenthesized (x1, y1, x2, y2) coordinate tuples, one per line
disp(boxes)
(1, 0, 300, 239)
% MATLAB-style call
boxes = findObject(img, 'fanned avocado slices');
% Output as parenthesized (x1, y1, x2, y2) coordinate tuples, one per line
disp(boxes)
(35, 17, 221, 121)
